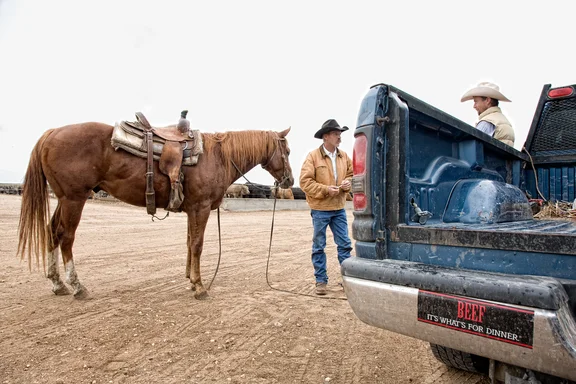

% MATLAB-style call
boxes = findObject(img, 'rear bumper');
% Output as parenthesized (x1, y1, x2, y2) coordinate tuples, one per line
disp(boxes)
(342, 258, 576, 381)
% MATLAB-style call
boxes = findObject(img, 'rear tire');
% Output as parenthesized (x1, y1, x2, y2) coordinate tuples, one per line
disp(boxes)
(430, 343, 489, 374)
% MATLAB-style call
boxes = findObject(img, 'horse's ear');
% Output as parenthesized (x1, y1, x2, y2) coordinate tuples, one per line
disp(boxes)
(278, 126, 291, 138)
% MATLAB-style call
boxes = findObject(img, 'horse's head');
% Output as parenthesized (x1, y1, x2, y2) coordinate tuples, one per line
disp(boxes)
(262, 128, 294, 189)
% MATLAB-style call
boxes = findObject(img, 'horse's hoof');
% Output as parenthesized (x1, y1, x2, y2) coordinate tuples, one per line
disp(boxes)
(194, 290, 209, 300)
(73, 286, 90, 300)
(53, 283, 71, 296)
(190, 285, 196, 291)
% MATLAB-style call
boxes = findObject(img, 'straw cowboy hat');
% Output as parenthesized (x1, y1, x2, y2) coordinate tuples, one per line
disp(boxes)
(314, 119, 349, 139)
(460, 82, 512, 102)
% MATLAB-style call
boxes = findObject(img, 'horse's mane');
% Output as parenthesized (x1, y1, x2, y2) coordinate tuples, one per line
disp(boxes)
(202, 130, 273, 176)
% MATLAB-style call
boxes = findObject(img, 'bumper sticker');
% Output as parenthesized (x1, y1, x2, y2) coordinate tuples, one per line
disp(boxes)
(417, 290, 534, 348)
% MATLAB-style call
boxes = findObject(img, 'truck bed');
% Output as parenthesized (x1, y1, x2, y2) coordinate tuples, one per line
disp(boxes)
(395, 219, 576, 256)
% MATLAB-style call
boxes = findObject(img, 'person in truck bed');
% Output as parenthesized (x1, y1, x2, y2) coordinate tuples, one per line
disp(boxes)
(461, 81, 515, 146)
(300, 119, 354, 295)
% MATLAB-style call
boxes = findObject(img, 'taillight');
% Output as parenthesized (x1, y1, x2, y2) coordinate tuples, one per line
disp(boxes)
(353, 193, 367, 211)
(353, 134, 367, 211)
(353, 135, 367, 175)
(548, 87, 574, 98)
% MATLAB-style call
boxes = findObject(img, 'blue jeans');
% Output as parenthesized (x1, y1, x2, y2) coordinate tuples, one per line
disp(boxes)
(310, 209, 352, 284)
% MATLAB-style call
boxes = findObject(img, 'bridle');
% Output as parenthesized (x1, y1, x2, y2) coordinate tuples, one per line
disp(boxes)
(261, 134, 291, 187)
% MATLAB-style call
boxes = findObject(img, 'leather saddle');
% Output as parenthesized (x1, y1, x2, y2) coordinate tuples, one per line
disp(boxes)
(111, 111, 203, 216)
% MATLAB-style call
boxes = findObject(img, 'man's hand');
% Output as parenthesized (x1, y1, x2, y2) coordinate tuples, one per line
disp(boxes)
(327, 186, 340, 196)
(340, 180, 351, 192)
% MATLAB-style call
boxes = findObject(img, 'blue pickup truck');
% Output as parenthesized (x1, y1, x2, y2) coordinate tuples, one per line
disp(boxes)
(343, 83, 576, 383)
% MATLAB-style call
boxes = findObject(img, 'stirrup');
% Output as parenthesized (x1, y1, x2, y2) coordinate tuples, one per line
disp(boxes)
(166, 177, 184, 212)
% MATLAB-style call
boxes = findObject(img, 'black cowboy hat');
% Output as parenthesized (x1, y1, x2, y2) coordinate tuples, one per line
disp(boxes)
(314, 119, 349, 139)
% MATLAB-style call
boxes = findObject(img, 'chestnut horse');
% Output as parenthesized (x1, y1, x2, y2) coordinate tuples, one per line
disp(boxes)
(17, 122, 293, 299)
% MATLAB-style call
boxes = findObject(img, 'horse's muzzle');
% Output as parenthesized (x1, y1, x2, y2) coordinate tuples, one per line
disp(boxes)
(278, 174, 294, 189)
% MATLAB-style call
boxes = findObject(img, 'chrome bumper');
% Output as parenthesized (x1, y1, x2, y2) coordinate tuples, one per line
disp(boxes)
(343, 276, 576, 381)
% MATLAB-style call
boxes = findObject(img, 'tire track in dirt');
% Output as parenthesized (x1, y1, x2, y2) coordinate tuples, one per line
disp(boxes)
(420, 364, 490, 384)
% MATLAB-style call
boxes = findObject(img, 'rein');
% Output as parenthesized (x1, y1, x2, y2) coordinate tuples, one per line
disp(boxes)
(230, 133, 291, 190)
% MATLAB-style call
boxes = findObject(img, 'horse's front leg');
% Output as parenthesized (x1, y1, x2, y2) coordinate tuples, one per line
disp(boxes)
(186, 207, 212, 300)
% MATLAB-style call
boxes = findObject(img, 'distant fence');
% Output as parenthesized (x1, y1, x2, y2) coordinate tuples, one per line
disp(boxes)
(0, 184, 23, 195)
(227, 183, 308, 200)
(0, 184, 111, 199)
(221, 198, 354, 212)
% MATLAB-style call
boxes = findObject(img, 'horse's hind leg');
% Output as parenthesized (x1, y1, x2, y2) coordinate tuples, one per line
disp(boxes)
(48, 246, 70, 295)
(46, 204, 70, 295)
(59, 199, 89, 299)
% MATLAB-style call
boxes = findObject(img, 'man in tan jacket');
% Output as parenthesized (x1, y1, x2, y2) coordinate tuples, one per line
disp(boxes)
(300, 119, 353, 295)
(461, 82, 515, 146)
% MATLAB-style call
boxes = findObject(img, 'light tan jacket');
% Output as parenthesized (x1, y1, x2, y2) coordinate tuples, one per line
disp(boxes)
(299, 145, 353, 211)
(478, 106, 515, 146)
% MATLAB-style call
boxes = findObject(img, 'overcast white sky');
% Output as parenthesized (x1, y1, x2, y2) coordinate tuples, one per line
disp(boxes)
(0, 0, 573, 186)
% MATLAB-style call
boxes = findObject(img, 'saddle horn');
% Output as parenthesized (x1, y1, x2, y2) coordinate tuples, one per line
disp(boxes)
(177, 110, 190, 134)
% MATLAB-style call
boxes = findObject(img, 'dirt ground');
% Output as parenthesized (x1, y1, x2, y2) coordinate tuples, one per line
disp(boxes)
(0, 194, 490, 384)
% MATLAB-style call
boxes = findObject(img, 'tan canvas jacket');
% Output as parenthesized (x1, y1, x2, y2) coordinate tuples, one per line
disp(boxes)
(478, 106, 515, 146)
(299, 145, 353, 211)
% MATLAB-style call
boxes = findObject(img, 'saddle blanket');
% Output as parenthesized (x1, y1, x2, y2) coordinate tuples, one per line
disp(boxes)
(111, 121, 203, 166)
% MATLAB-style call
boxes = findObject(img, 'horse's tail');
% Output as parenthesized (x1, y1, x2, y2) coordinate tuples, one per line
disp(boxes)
(17, 129, 55, 272)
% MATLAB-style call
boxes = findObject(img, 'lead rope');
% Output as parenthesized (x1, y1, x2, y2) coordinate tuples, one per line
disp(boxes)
(263, 188, 347, 301)
(226, 160, 346, 300)
(206, 207, 222, 290)
(264, 198, 347, 301)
